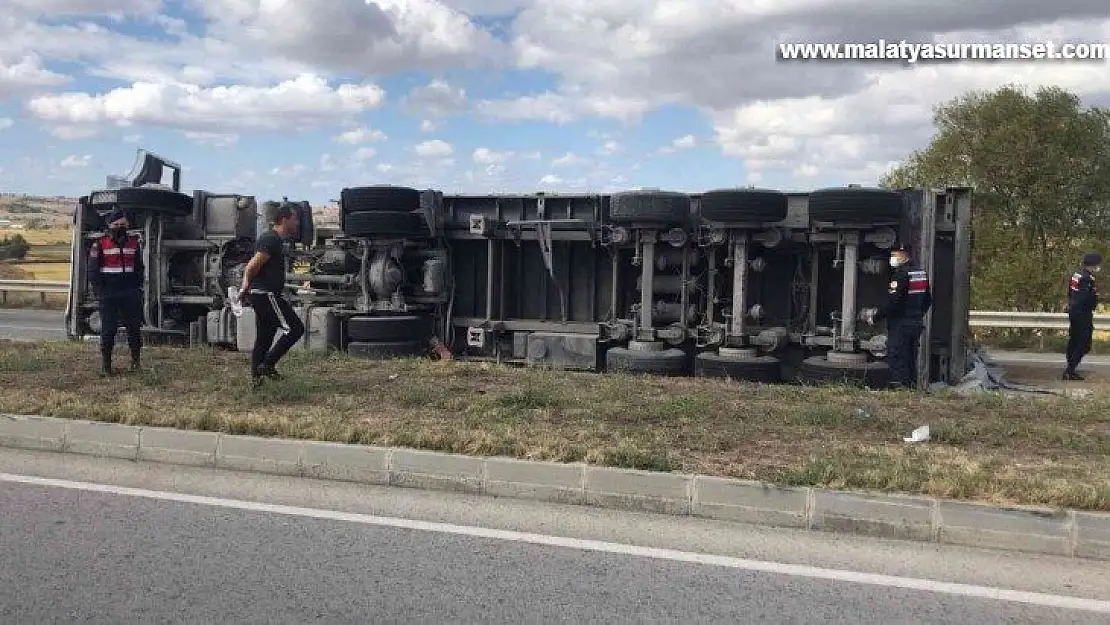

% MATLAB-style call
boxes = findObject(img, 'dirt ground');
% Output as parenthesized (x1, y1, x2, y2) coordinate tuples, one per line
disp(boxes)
(1, 340, 1107, 511)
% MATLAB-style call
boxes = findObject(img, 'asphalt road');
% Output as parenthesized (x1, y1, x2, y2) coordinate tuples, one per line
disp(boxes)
(0, 309, 66, 341)
(1, 449, 1108, 624)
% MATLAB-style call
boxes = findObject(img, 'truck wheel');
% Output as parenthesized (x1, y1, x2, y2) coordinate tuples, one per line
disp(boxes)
(806, 187, 903, 224)
(88, 187, 193, 217)
(347, 341, 427, 359)
(699, 188, 788, 223)
(341, 185, 421, 213)
(605, 343, 689, 376)
(347, 315, 430, 343)
(694, 351, 781, 382)
(608, 190, 691, 225)
(796, 354, 889, 389)
(342, 211, 426, 238)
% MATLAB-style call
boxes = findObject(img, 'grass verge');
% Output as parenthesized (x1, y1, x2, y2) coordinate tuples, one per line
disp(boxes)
(1, 340, 1108, 511)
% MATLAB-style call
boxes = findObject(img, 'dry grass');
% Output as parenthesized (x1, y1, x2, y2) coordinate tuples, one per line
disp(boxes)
(0, 228, 72, 245)
(10, 262, 70, 282)
(1, 340, 1108, 511)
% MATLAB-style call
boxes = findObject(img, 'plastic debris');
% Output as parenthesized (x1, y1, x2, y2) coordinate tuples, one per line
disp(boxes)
(904, 425, 930, 443)
(227, 286, 244, 317)
(938, 346, 1065, 397)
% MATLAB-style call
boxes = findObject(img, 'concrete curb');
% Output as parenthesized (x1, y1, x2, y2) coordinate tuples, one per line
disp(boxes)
(2, 413, 1108, 561)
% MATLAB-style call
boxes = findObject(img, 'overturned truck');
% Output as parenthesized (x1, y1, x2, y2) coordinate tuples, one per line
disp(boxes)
(65, 151, 972, 389)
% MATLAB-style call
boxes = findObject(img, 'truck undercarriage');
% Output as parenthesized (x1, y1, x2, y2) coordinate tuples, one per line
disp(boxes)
(65, 150, 972, 389)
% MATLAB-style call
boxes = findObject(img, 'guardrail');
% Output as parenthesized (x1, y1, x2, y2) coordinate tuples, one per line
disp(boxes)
(0, 279, 69, 305)
(0, 279, 1106, 331)
(968, 311, 1110, 331)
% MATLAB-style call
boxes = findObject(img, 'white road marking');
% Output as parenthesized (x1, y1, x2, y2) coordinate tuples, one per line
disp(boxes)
(2, 471, 1108, 614)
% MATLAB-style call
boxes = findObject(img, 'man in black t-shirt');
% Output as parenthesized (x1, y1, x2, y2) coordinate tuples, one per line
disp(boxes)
(237, 202, 305, 381)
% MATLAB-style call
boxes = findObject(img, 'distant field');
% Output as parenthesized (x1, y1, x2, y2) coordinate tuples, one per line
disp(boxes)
(0, 228, 73, 283)
(13, 262, 71, 281)
(0, 228, 72, 245)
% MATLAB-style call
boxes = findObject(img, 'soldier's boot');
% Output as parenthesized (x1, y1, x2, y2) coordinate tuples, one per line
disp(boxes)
(100, 351, 113, 376)
(129, 347, 141, 372)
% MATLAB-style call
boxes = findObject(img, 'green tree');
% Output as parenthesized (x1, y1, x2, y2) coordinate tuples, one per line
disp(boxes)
(882, 84, 1110, 313)
(0, 234, 30, 260)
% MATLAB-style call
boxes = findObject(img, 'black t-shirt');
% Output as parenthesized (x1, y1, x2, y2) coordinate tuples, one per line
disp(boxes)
(253, 229, 286, 293)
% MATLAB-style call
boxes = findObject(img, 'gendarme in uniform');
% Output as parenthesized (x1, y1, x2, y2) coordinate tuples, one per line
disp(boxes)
(86, 208, 144, 375)
(1064, 252, 1101, 380)
(871, 245, 932, 389)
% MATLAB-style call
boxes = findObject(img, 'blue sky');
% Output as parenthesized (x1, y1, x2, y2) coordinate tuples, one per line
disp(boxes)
(1, 1, 1107, 204)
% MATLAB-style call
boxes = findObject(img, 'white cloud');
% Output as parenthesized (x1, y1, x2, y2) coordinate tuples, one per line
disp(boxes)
(404, 79, 468, 117)
(192, 0, 503, 75)
(0, 118, 12, 130)
(319, 153, 335, 172)
(60, 154, 90, 167)
(377, 163, 394, 173)
(539, 174, 562, 185)
(551, 152, 584, 167)
(596, 140, 621, 155)
(336, 126, 387, 144)
(3, 1, 1110, 197)
(415, 139, 453, 158)
(473, 147, 513, 164)
(270, 164, 307, 177)
(27, 74, 385, 133)
(476, 90, 652, 124)
(354, 147, 377, 161)
(712, 55, 1110, 183)
(440, 0, 531, 15)
(47, 125, 99, 140)
(5, 0, 162, 16)
(0, 54, 69, 98)
(500, 2, 1110, 185)
(658, 134, 696, 154)
(184, 131, 239, 147)
(122, 133, 141, 143)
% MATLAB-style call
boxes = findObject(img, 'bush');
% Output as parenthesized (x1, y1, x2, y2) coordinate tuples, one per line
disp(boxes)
(0, 234, 30, 261)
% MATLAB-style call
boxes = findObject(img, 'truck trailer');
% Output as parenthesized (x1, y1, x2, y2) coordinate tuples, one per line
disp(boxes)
(65, 150, 972, 389)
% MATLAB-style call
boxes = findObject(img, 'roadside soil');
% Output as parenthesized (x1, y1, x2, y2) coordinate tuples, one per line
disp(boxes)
(1, 340, 1107, 511)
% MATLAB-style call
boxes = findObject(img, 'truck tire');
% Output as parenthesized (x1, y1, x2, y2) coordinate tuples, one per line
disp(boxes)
(347, 315, 430, 343)
(295, 200, 315, 247)
(796, 354, 889, 389)
(608, 190, 691, 225)
(699, 189, 788, 223)
(347, 340, 427, 359)
(341, 185, 421, 213)
(806, 187, 903, 224)
(605, 344, 689, 376)
(694, 352, 781, 382)
(342, 210, 426, 238)
(87, 187, 193, 217)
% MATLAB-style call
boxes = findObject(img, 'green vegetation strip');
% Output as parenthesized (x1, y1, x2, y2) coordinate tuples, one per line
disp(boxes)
(2, 340, 1108, 511)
